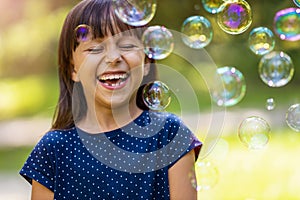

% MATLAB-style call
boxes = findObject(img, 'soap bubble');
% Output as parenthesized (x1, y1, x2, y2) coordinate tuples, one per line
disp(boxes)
(294, 0, 300, 7)
(258, 51, 294, 87)
(142, 26, 174, 60)
(181, 16, 213, 49)
(273, 7, 300, 41)
(248, 27, 275, 56)
(75, 24, 92, 43)
(191, 160, 219, 191)
(217, 0, 252, 34)
(238, 116, 270, 150)
(113, 0, 157, 26)
(212, 66, 246, 107)
(286, 104, 300, 132)
(143, 81, 171, 110)
(265, 98, 275, 111)
(201, 0, 224, 14)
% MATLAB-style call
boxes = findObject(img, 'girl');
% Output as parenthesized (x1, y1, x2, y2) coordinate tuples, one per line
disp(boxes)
(20, 0, 202, 199)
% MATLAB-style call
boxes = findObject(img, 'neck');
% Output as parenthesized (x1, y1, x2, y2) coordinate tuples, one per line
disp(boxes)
(77, 101, 143, 134)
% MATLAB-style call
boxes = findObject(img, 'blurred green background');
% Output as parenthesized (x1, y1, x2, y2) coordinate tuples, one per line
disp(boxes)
(0, 0, 299, 199)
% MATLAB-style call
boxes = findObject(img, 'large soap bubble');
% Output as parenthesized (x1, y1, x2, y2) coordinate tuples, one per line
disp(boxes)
(113, 0, 157, 26)
(273, 7, 300, 41)
(286, 104, 300, 132)
(142, 26, 174, 60)
(258, 51, 294, 87)
(201, 0, 224, 14)
(294, 0, 300, 7)
(212, 66, 246, 107)
(238, 116, 270, 150)
(217, 0, 252, 34)
(181, 16, 213, 49)
(143, 81, 171, 110)
(248, 27, 275, 56)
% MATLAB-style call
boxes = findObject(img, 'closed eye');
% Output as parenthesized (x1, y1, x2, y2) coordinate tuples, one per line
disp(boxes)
(85, 47, 104, 54)
(119, 44, 139, 51)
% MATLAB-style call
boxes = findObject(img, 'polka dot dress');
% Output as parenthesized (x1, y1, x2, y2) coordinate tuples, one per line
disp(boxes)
(20, 111, 202, 199)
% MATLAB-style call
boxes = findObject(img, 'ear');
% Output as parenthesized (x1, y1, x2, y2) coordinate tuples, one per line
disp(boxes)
(143, 57, 151, 76)
(71, 69, 80, 82)
(143, 62, 150, 76)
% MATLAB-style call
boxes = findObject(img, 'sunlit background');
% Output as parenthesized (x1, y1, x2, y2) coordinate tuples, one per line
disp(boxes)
(0, 0, 299, 199)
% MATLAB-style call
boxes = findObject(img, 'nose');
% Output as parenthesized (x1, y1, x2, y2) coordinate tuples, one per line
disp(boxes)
(105, 44, 122, 65)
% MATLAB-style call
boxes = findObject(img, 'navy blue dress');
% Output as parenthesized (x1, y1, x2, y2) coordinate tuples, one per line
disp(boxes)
(20, 111, 202, 199)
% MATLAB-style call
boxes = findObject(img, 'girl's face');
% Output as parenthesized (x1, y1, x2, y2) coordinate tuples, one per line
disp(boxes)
(71, 31, 149, 110)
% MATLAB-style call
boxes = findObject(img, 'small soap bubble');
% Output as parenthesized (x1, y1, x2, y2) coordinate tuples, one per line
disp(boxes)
(273, 8, 300, 41)
(238, 116, 270, 150)
(248, 27, 275, 56)
(192, 160, 219, 191)
(75, 24, 92, 43)
(217, 0, 252, 34)
(258, 51, 294, 87)
(201, 0, 224, 14)
(286, 104, 300, 132)
(294, 0, 300, 7)
(181, 16, 213, 49)
(142, 26, 174, 60)
(143, 81, 171, 110)
(265, 98, 275, 111)
(212, 66, 246, 107)
(113, 0, 157, 26)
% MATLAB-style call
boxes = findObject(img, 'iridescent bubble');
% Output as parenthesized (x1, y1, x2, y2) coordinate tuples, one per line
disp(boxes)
(258, 51, 294, 87)
(238, 116, 270, 150)
(273, 7, 300, 41)
(143, 81, 171, 110)
(74, 24, 92, 43)
(217, 0, 252, 34)
(212, 66, 246, 107)
(294, 0, 300, 7)
(142, 26, 174, 60)
(191, 160, 219, 191)
(286, 104, 300, 132)
(265, 98, 275, 111)
(113, 0, 157, 26)
(248, 27, 275, 56)
(181, 16, 213, 49)
(201, 0, 224, 14)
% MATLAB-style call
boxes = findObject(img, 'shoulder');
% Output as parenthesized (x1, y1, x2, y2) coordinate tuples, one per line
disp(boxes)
(37, 127, 78, 147)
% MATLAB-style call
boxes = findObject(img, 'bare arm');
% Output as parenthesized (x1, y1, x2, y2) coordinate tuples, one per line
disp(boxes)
(168, 150, 197, 200)
(31, 180, 54, 200)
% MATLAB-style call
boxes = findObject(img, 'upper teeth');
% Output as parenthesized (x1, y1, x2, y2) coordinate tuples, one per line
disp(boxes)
(99, 73, 128, 81)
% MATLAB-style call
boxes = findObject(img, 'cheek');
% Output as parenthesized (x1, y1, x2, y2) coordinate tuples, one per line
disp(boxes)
(124, 51, 145, 69)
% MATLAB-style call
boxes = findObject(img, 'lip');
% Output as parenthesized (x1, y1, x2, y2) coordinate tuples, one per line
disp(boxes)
(97, 71, 130, 90)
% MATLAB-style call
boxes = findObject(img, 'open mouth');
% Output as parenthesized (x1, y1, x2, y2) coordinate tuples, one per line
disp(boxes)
(97, 72, 130, 89)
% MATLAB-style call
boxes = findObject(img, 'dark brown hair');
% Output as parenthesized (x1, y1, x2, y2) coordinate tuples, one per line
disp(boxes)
(52, 0, 157, 129)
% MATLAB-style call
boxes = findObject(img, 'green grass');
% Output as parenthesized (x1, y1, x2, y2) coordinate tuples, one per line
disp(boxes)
(0, 146, 33, 172)
(197, 129, 300, 200)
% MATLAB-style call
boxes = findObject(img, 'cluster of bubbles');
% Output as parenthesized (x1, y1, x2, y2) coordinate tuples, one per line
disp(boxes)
(89, 0, 299, 191)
